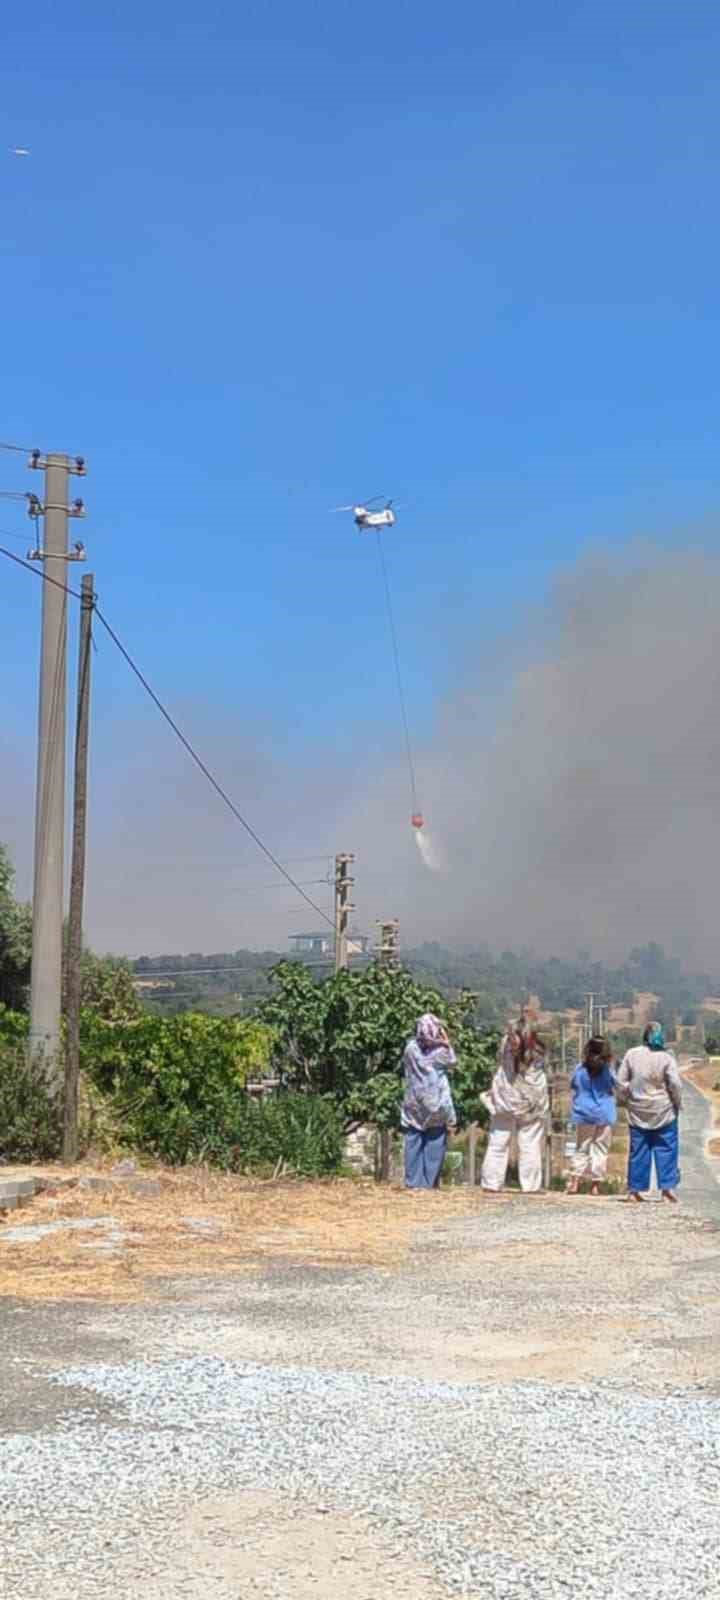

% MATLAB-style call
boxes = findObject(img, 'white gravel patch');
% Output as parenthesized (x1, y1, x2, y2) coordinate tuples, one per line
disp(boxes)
(2, 1356, 719, 1598)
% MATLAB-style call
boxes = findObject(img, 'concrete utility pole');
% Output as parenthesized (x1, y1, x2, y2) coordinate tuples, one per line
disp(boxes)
(64, 573, 94, 1163)
(377, 919, 400, 968)
(28, 449, 86, 1074)
(333, 853, 355, 972)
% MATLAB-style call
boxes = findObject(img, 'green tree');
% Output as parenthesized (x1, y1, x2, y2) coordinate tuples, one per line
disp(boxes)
(72, 950, 144, 1024)
(0, 844, 31, 1011)
(262, 960, 498, 1131)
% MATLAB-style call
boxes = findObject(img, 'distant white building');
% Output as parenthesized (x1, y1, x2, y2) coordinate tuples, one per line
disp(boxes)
(289, 932, 333, 956)
(288, 931, 370, 959)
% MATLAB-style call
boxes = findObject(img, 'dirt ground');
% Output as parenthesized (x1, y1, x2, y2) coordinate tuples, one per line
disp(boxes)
(3, 1076, 720, 1599)
(0, 1167, 504, 1302)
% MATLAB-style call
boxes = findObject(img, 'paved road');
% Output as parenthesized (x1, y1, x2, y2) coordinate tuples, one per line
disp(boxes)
(679, 1078, 720, 1221)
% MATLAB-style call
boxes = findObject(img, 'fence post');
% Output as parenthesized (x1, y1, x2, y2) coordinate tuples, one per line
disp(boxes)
(544, 1077, 553, 1189)
(468, 1121, 479, 1186)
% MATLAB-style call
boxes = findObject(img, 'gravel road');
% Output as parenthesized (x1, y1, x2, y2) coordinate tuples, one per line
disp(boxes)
(2, 1104, 720, 1599)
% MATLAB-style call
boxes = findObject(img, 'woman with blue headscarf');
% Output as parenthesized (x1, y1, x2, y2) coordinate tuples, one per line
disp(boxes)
(616, 1024, 683, 1202)
(401, 1013, 457, 1189)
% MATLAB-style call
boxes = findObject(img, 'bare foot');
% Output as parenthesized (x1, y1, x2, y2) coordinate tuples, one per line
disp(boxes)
(590, 1184, 600, 1197)
(566, 1180, 579, 1195)
(625, 1191, 644, 1203)
(662, 1189, 678, 1204)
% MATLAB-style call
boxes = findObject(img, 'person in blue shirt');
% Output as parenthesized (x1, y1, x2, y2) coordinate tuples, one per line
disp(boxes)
(566, 1036, 617, 1196)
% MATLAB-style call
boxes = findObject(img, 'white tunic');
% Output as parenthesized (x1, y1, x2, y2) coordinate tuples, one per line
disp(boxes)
(484, 1038, 549, 1124)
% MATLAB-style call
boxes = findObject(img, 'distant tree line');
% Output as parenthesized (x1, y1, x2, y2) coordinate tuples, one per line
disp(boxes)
(131, 936, 720, 1027)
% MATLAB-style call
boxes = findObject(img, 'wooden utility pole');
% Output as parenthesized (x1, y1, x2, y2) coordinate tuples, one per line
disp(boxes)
(63, 573, 94, 1163)
(375, 917, 399, 1180)
(333, 853, 354, 972)
(28, 448, 86, 1075)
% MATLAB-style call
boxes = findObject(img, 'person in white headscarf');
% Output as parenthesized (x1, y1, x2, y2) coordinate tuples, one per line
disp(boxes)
(401, 1013, 457, 1189)
(480, 1023, 548, 1194)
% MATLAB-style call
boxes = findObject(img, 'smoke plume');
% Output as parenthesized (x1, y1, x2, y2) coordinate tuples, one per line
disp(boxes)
(341, 541, 720, 970)
(7, 539, 720, 969)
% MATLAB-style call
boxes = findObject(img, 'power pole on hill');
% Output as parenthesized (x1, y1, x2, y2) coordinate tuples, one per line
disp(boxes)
(27, 449, 87, 1075)
(377, 919, 399, 968)
(64, 573, 94, 1163)
(334, 853, 355, 972)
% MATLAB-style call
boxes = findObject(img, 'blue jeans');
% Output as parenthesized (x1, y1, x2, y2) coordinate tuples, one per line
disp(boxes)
(628, 1119, 680, 1193)
(404, 1125, 448, 1189)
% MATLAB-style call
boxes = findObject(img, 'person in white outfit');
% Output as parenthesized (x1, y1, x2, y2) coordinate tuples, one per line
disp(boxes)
(480, 1024, 549, 1193)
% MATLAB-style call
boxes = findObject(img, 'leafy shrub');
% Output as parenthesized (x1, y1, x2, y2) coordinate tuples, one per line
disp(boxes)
(79, 1009, 338, 1174)
(0, 1003, 29, 1047)
(189, 1093, 344, 1176)
(0, 1044, 62, 1162)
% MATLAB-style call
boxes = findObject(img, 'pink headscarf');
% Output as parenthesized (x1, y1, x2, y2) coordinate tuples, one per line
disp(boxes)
(416, 1013, 446, 1053)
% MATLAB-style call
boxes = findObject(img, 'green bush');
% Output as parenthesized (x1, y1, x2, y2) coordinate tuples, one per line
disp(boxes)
(188, 1093, 344, 1176)
(79, 1009, 340, 1175)
(0, 1044, 62, 1162)
(0, 1003, 29, 1047)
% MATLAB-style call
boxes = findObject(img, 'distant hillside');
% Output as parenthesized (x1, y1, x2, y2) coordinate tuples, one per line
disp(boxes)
(132, 941, 720, 1027)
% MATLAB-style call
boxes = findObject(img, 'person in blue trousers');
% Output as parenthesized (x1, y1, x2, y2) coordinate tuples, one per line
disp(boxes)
(616, 1023, 683, 1203)
(401, 1013, 457, 1189)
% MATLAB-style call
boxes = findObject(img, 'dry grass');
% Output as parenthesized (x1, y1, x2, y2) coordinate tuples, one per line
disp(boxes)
(0, 1168, 501, 1305)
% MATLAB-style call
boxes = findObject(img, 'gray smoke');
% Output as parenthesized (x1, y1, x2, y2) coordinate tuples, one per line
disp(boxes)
(7, 539, 720, 967)
(340, 541, 720, 969)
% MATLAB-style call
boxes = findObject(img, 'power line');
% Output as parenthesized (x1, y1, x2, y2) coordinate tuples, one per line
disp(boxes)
(0, 440, 36, 455)
(133, 955, 369, 978)
(92, 608, 335, 929)
(375, 530, 419, 813)
(0, 543, 335, 930)
(135, 855, 334, 872)
(209, 877, 330, 895)
(0, 540, 83, 597)
(0, 526, 32, 545)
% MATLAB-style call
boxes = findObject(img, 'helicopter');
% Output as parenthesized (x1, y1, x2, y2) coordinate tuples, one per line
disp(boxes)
(332, 497, 397, 531)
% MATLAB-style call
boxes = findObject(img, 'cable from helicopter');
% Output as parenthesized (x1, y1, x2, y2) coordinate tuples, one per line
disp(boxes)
(333, 497, 435, 858)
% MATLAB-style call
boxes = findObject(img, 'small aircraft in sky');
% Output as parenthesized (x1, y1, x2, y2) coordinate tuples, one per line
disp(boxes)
(10, 147, 30, 157)
(332, 497, 397, 530)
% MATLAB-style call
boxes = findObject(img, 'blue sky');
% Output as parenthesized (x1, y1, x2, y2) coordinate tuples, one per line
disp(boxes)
(3, 1, 720, 949)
